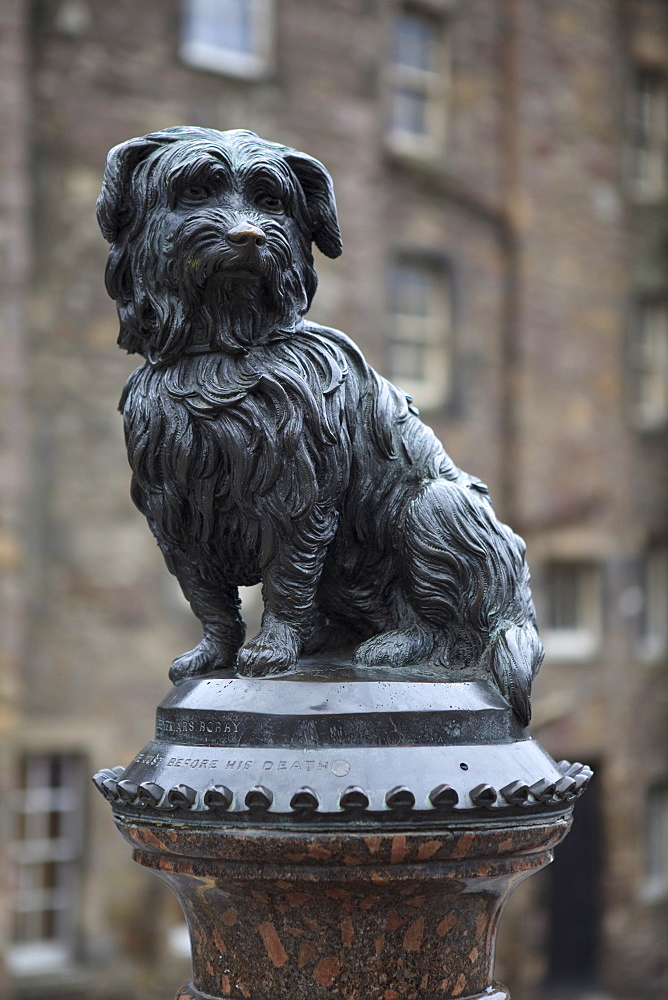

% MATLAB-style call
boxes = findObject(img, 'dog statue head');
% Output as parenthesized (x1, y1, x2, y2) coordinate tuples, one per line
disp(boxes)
(97, 127, 343, 364)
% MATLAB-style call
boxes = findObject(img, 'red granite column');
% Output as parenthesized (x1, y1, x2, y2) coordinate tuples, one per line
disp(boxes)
(118, 817, 571, 1000)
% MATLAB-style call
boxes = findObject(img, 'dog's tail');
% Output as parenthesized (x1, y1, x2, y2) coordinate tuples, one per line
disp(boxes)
(484, 620, 544, 726)
(404, 478, 543, 724)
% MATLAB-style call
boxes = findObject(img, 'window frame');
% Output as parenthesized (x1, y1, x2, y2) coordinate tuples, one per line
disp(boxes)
(540, 560, 604, 661)
(643, 781, 668, 903)
(637, 540, 668, 661)
(628, 66, 668, 203)
(386, 251, 454, 412)
(180, 0, 275, 80)
(385, 4, 452, 157)
(628, 296, 668, 432)
(7, 753, 87, 975)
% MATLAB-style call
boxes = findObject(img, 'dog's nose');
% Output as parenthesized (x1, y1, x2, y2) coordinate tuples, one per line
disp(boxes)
(225, 224, 267, 249)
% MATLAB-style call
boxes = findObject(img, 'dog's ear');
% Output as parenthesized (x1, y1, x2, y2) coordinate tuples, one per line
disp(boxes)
(98, 135, 173, 357)
(97, 135, 167, 243)
(283, 150, 343, 259)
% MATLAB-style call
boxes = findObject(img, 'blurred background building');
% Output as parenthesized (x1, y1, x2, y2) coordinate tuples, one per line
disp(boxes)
(0, 0, 666, 998)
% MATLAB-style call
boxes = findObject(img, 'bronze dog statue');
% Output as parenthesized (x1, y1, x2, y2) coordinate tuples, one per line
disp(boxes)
(98, 127, 543, 723)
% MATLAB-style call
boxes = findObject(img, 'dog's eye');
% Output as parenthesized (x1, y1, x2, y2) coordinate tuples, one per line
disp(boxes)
(181, 185, 212, 203)
(255, 193, 283, 213)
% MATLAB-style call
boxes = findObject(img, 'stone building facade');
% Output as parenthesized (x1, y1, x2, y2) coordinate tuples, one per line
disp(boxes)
(0, 0, 666, 998)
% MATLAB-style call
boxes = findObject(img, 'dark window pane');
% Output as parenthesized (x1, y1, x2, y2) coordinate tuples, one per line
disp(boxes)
(50, 756, 62, 788)
(48, 811, 61, 839)
(44, 861, 57, 890)
(393, 12, 434, 71)
(647, 784, 668, 882)
(547, 564, 582, 629)
(391, 261, 431, 316)
(390, 86, 428, 135)
(42, 909, 57, 941)
(184, 0, 253, 54)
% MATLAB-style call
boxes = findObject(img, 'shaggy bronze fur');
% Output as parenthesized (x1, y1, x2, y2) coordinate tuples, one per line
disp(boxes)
(98, 127, 542, 724)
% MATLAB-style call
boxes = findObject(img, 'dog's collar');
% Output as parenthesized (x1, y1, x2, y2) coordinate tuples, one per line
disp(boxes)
(182, 343, 220, 356)
(180, 324, 306, 357)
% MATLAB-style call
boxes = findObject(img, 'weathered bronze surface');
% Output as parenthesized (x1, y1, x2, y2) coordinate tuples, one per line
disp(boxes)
(94, 128, 591, 999)
(97, 126, 543, 725)
(96, 658, 590, 825)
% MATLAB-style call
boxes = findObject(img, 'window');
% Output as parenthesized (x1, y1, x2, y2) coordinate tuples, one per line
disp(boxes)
(388, 256, 452, 410)
(541, 561, 603, 660)
(181, 0, 274, 79)
(639, 541, 668, 659)
(630, 300, 668, 431)
(386, 6, 450, 154)
(8, 754, 86, 975)
(629, 68, 668, 201)
(644, 783, 668, 901)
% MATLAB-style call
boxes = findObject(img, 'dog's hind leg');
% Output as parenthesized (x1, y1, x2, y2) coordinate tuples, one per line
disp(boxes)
(353, 622, 437, 667)
(161, 550, 245, 684)
(399, 478, 542, 719)
(353, 588, 438, 667)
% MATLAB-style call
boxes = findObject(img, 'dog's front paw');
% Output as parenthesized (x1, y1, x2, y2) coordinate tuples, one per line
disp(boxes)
(169, 637, 236, 685)
(237, 618, 301, 677)
(354, 626, 436, 668)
